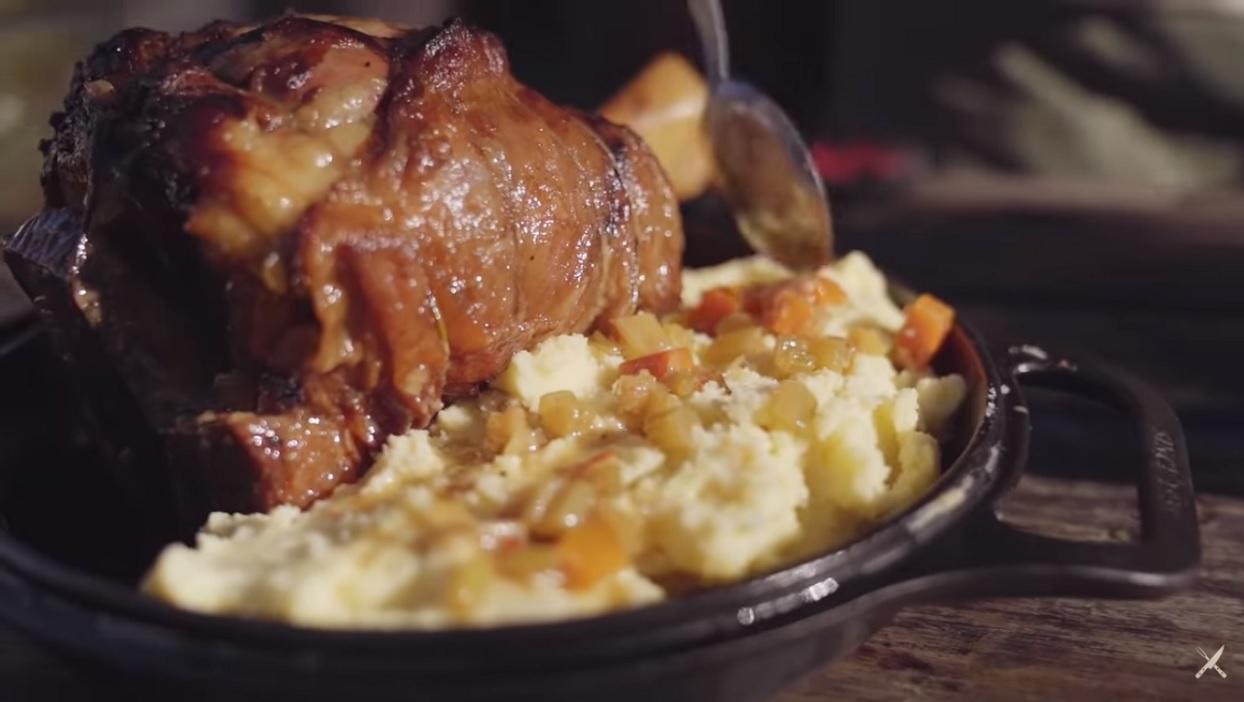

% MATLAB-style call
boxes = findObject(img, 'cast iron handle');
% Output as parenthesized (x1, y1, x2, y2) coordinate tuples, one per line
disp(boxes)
(831, 345, 1202, 627)
(912, 345, 1200, 602)
(977, 344, 1201, 596)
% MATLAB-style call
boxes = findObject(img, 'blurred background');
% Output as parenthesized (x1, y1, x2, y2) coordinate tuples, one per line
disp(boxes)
(0, 0, 1240, 494)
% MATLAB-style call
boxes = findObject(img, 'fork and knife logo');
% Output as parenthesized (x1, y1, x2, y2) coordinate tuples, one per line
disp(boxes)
(1196, 645, 1228, 679)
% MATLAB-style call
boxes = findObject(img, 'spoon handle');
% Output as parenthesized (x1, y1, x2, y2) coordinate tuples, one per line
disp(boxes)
(688, 0, 730, 85)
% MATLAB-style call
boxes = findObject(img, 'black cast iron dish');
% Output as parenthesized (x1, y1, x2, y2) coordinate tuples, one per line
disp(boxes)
(0, 255, 1200, 701)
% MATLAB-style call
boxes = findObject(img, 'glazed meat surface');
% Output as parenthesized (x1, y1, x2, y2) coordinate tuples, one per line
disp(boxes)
(12, 15, 682, 515)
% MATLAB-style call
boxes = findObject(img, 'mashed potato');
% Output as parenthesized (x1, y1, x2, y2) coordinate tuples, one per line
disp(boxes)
(144, 253, 966, 628)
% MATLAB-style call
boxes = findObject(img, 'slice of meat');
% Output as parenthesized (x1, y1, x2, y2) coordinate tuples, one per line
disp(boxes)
(6, 15, 683, 518)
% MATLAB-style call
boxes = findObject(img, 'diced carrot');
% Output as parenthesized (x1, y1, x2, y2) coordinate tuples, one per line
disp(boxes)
(810, 277, 846, 306)
(763, 290, 814, 336)
(619, 347, 694, 380)
(741, 288, 766, 316)
(687, 287, 742, 334)
(894, 293, 956, 370)
(742, 276, 845, 337)
(558, 513, 629, 590)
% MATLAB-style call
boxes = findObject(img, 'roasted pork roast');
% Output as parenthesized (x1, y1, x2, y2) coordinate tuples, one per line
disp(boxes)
(5, 15, 683, 517)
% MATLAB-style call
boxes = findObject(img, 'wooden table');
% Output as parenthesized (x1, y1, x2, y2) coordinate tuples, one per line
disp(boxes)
(2, 474, 1240, 701)
(777, 476, 1244, 702)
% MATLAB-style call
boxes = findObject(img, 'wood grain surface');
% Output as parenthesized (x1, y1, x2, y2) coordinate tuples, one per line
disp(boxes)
(0, 474, 1240, 700)
(776, 475, 1244, 702)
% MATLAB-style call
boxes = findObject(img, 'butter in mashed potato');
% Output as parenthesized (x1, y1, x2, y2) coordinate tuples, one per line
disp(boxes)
(144, 253, 966, 628)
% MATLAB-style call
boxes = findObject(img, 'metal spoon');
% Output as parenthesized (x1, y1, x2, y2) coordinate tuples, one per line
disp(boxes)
(688, 0, 833, 269)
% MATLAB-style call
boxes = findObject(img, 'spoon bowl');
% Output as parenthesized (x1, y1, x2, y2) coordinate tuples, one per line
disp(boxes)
(705, 80, 833, 268)
(690, 0, 833, 269)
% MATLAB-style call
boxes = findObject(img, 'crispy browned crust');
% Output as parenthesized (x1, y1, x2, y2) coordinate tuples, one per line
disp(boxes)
(24, 15, 684, 513)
